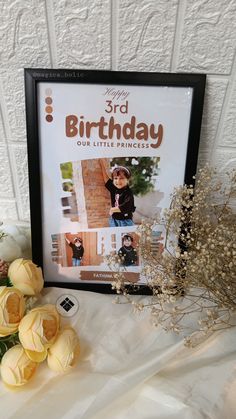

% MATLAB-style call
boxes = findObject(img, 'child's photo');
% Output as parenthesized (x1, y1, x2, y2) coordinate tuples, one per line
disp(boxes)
(65, 236, 84, 266)
(99, 159, 135, 227)
(50, 231, 140, 269)
(118, 233, 138, 266)
(59, 156, 163, 229)
(51, 232, 103, 267)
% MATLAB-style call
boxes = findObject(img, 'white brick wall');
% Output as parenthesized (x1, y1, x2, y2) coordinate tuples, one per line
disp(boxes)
(0, 0, 235, 223)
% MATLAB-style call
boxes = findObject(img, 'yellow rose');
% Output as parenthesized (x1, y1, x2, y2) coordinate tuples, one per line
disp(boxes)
(8, 258, 44, 296)
(0, 286, 25, 337)
(0, 344, 37, 388)
(47, 327, 80, 373)
(18, 304, 60, 362)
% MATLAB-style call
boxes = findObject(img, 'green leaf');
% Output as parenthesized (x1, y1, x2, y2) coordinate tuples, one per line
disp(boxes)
(6, 277, 13, 287)
(0, 333, 20, 362)
(0, 277, 13, 287)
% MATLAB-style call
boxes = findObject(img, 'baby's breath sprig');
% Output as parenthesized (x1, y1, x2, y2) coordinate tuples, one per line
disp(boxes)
(109, 167, 236, 346)
(0, 230, 7, 242)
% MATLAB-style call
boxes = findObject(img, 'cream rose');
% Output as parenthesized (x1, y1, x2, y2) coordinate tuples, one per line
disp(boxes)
(47, 327, 80, 373)
(8, 258, 44, 296)
(0, 286, 25, 337)
(19, 304, 60, 362)
(0, 344, 37, 387)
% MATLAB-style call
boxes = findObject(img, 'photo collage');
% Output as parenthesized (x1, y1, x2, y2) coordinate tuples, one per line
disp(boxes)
(51, 156, 164, 283)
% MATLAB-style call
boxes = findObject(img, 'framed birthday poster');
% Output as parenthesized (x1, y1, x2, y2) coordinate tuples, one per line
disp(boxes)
(24, 69, 205, 293)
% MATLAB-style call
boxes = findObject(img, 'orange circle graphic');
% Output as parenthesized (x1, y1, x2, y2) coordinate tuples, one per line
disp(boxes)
(45, 106, 53, 113)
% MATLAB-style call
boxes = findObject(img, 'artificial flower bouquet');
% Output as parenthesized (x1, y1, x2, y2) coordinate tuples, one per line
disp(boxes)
(0, 257, 80, 389)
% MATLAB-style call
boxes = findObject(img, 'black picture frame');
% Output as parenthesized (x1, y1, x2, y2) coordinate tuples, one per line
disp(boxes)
(24, 68, 206, 294)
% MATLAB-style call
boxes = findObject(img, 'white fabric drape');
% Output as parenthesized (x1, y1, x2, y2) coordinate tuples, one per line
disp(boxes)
(1, 287, 236, 419)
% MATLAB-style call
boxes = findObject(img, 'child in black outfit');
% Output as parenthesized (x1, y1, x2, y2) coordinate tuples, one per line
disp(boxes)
(99, 159, 136, 227)
(65, 236, 84, 266)
(118, 234, 137, 266)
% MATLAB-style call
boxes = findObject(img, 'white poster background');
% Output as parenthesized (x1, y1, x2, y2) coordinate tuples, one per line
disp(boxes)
(37, 82, 193, 283)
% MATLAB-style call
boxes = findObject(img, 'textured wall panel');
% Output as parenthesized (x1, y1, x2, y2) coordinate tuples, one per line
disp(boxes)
(0, 0, 50, 144)
(53, 0, 111, 68)
(0, 107, 6, 142)
(10, 144, 30, 221)
(0, 201, 18, 220)
(177, 0, 236, 73)
(221, 81, 236, 148)
(0, 146, 14, 197)
(198, 78, 228, 165)
(214, 150, 236, 207)
(0, 0, 50, 69)
(118, 0, 178, 71)
(0, 70, 26, 142)
(215, 150, 236, 172)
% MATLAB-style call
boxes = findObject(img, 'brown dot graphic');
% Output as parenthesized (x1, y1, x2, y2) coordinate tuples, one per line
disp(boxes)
(45, 88, 52, 96)
(45, 106, 53, 113)
(46, 115, 53, 122)
(45, 97, 52, 105)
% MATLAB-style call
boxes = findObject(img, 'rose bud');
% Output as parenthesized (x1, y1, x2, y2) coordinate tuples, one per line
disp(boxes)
(47, 327, 80, 373)
(8, 258, 44, 296)
(0, 286, 25, 337)
(19, 304, 60, 362)
(0, 344, 37, 388)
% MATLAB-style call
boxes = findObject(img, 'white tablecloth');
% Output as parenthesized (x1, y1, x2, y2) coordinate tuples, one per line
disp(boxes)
(1, 287, 236, 419)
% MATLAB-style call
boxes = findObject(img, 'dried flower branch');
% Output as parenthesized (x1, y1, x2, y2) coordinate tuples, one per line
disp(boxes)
(0, 230, 7, 242)
(107, 167, 236, 346)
